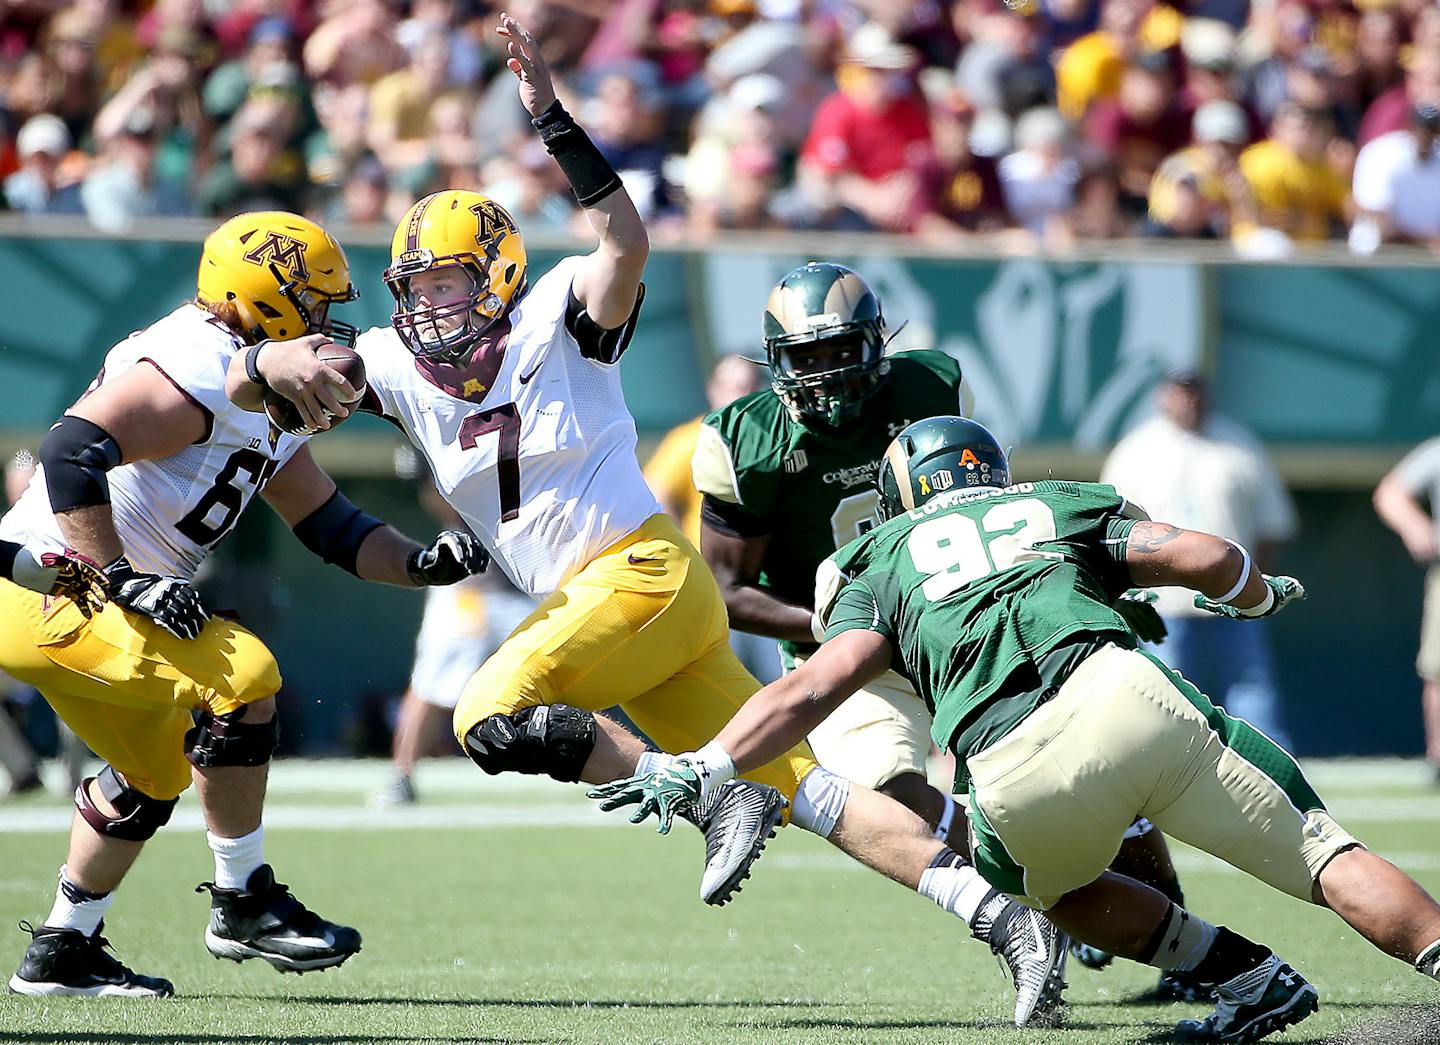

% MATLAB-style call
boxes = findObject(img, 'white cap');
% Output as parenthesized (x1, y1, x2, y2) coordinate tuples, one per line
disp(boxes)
(847, 22, 918, 70)
(1193, 100, 1248, 144)
(1181, 19, 1236, 70)
(16, 114, 70, 158)
(729, 73, 785, 112)
(1015, 107, 1068, 150)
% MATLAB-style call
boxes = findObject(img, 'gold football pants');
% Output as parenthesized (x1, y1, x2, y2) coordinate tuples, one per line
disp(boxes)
(452, 514, 817, 800)
(0, 579, 281, 800)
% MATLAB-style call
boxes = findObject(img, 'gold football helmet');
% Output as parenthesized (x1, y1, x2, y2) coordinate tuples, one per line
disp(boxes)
(384, 190, 528, 363)
(197, 211, 359, 345)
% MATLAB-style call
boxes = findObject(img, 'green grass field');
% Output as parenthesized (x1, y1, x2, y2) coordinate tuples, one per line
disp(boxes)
(2, 758, 1438, 1045)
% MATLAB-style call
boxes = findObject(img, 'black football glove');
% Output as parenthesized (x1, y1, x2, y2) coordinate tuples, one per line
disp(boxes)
(105, 558, 209, 640)
(406, 530, 489, 586)
(1115, 588, 1168, 645)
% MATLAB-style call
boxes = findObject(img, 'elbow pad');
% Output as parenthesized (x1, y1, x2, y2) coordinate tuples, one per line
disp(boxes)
(291, 490, 385, 576)
(40, 416, 123, 513)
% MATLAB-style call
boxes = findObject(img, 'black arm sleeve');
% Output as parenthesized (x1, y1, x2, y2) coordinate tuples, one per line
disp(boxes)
(291, 489, 386, 577)
(531, 99, 623, 207)
(0, 540, 18, 581)
(40, 415, 123, 513)
(565, 284, 646, 364)
(701, 494, 771, 540)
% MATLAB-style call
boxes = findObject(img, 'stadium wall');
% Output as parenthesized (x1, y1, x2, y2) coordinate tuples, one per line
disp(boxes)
(0, 226, 1434, 757)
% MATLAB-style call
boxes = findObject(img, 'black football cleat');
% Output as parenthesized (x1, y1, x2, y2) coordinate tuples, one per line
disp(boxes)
(8, 920, 174, 997)
(196, 865, 361, 973)
(1174, 955, 1318, 1043)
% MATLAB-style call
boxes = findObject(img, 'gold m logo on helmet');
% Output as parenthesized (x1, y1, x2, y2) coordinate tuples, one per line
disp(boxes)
(470, 200, 517, 245)
(241, 232, 310, 281)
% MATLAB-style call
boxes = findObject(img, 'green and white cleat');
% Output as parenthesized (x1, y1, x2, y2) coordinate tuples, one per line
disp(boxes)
(1175, 955, 1318, 1043)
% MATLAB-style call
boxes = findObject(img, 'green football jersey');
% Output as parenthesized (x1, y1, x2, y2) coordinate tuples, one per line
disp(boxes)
(818, 480, 1145, 777)
(693, 350, 966, 658)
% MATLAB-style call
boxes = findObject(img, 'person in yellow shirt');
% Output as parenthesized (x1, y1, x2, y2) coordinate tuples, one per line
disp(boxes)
(1056, 0, 1184, 120)
(1240, 103, 1351, 241)
(1148, 99, 1258, 237)
(644, 355, 765, 546)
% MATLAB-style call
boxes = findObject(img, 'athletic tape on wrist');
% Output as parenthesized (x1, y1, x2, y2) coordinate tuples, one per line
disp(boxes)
(693, 741, 737, 792)
(1234, 583, 1276, 618)
(1217, 542, 1253, 605)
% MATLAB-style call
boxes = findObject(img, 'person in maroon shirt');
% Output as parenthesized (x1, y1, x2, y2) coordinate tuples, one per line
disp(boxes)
(917, 89, 1009, 235)
(1086, 49, 1193, 212)
(1359, 48, 1440, 148)
(797, 23, 935, 232)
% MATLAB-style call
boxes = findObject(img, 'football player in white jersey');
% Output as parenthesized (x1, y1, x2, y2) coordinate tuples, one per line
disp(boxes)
(1, 211, 485, 998)
(233, 18, 1064, 1022)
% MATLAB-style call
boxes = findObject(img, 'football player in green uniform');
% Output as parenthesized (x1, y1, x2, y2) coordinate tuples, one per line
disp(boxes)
(694, 262, 1195, 993)
(599, 416, 1440, 1043)
(693, 262, 968, 833)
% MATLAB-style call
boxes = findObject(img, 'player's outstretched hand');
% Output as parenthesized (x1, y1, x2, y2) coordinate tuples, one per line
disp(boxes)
(105, 558, 209, 639)
(406, 531, 489, 586)
(1115, 588, 1167, 644)
(255, 334, 358, 432)
(497, 11, 556, 118)
(11, 546, 110, 617)
(589, 760, 704, 835)
(1194, 575, 1306, 620)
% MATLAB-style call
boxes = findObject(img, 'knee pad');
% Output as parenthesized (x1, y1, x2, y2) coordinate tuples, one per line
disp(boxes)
(461, 704, 596, 782)
(74, 765, 178, 841)
(185, 708, 279, 768)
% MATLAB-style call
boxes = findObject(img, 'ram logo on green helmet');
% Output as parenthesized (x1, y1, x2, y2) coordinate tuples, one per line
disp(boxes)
(762, 262, 890, 428)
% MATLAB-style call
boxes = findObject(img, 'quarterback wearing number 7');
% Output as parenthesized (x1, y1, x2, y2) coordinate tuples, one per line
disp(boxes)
(231, 15, 1080, 1027)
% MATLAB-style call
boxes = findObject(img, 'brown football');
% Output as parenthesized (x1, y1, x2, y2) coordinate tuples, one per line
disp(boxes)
(263, 344, 368, 436)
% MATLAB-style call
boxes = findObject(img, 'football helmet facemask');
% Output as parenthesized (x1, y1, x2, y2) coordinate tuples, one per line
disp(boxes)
(876, 416, 1011, 521)
(197, 211, 359, 346)
(384, 190, 528, 365)
(763, 262, 890, 428)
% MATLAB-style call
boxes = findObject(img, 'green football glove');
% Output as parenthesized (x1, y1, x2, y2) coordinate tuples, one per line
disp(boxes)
(1194, 575, 1306, 619)
(1115, 589, 1167, 644)
(587, 759, 703, 835)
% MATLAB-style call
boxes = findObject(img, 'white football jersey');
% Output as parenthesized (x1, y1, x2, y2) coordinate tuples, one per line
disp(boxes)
(0, 304, 306, 579)
(355, 256, 662, 596)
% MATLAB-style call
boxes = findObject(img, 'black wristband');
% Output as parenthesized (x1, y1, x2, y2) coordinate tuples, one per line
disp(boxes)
(405, 547, 426, 586)
(530, 99, 623, 208)
(244, 340, 272, 387)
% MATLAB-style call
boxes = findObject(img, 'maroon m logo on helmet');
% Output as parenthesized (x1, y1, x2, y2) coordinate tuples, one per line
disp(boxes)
(469, 200, 517, 246)
(241, 232, 310, 281)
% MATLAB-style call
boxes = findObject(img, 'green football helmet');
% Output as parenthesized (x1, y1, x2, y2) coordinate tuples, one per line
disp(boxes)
(762, 262, 890, 427)
(876, 416, 1011, 521)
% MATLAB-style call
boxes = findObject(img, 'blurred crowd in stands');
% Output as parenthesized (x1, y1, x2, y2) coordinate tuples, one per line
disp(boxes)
(2, 0, 1438, 253)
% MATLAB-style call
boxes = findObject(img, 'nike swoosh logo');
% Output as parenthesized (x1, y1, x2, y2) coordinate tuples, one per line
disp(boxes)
(518, 362, 542, 384)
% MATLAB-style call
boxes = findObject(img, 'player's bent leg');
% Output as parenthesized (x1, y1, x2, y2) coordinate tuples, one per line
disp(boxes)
(800, 665, 956, 837)
(1313, 846, 1440, 977)
(822, 781, 1065, 1028)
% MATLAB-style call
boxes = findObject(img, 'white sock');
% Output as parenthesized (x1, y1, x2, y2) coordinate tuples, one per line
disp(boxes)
(917, 849, 994, 928)
(44, 866, 113, 936)
(1143, 903, 1219, 972)
(933, 794, 958, 843)
(208, 826, 265, 890)
(790, 767, 850, 838)
(635, 750, 674, 777)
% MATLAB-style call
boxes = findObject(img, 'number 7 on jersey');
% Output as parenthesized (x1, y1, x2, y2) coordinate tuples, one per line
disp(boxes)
(459, 403, 522, 522)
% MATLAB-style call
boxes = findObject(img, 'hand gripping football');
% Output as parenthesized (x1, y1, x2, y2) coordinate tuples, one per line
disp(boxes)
(264, 343, 368, 436)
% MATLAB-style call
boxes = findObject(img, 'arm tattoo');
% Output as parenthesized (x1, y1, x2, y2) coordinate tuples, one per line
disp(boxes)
(1128, 521, 1184, 555)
